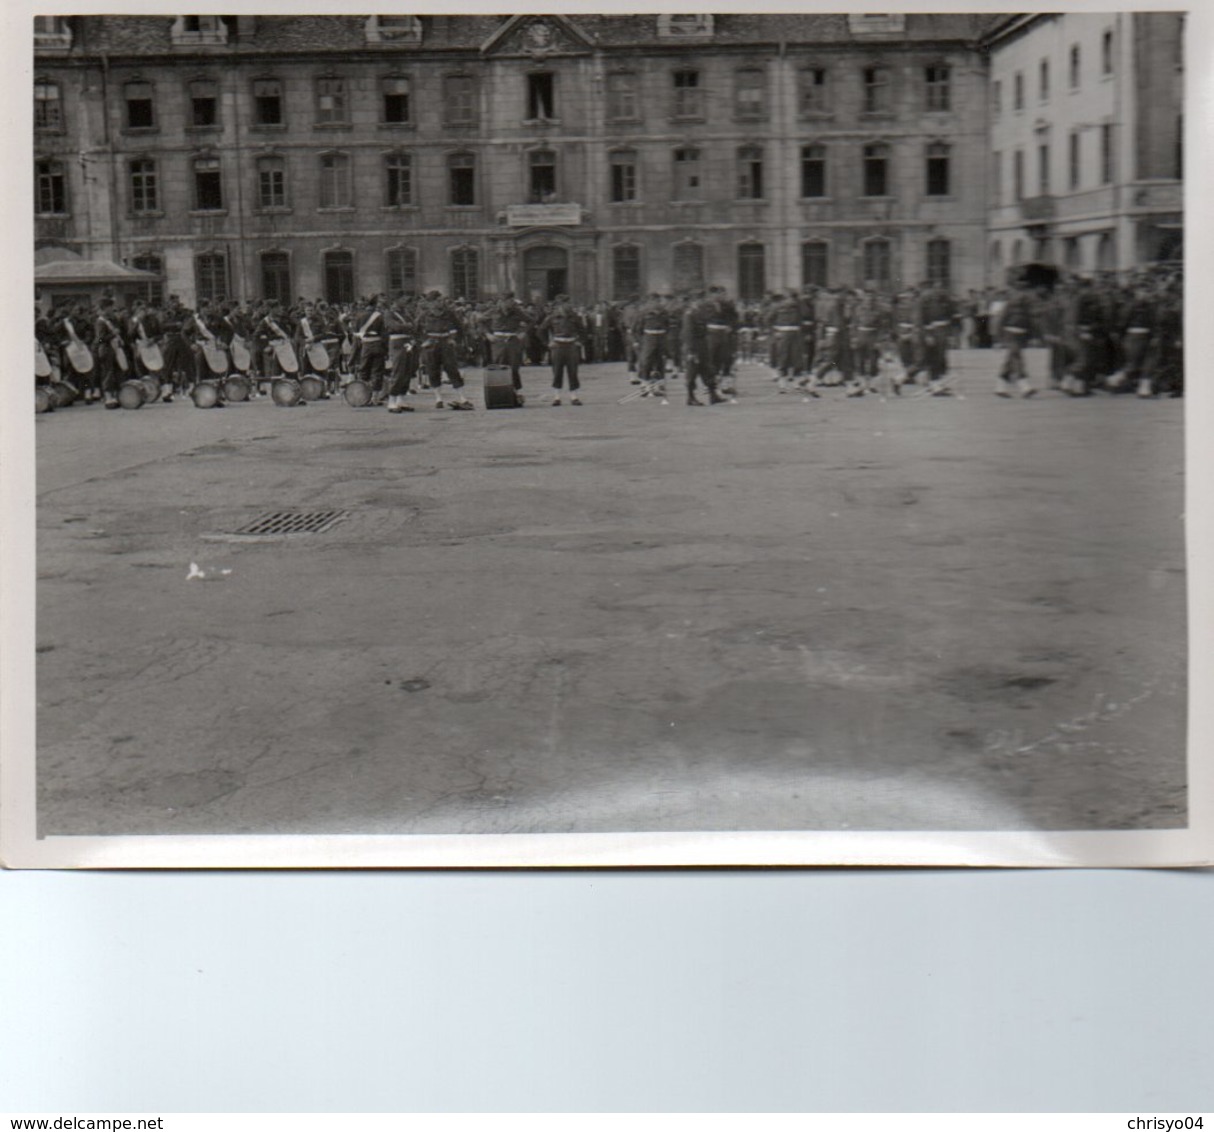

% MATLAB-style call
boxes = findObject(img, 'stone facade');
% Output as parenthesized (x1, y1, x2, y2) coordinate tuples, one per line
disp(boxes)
(984, 11, 1184, 281)
(35, 13, 999, 306)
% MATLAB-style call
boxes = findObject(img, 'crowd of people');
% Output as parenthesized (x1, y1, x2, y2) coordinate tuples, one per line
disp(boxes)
(33, 266, 1183, 413)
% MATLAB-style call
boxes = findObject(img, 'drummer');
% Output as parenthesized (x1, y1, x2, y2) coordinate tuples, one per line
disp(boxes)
(385, 295, 418, 413)
(418, 290, 474, 410)
(352, 295, 388, 403)
(93, 297, 129, 410)
(487, 291, 530, 405)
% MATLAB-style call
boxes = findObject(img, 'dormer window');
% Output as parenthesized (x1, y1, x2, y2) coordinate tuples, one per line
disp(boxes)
(33, 16, 72, 51)
(848, 14, 907, 36)
(657, 14, 714, 40)
(365, 16, 423, 46)
(172, 16, 229, 46)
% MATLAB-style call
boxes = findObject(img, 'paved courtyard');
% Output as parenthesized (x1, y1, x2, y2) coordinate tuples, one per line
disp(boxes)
(34, 350, 1187, 835)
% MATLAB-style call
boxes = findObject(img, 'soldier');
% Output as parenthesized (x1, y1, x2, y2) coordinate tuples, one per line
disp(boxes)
(1115, 281, 1159, 398)
(852, 288, 881, 391)
(94, 297, 129, 409)
(767, 292, 806, 395)
(918, 280, 955, 396)
(385, 297, 418, 413)
(682, 290, 727, 406)
(636, 293, 671, 398)
(539, 293, 584, 406)
(417, 291, 474, 410)
(705, 285, 739, 397)
(892, 286, 924, 393)
(487, 291, 530, 405)
(1065, 278, 1106, 397)
(996, 279, 1037, 398)
(810, 287, 855, 393)
(352, 295, 389, 403)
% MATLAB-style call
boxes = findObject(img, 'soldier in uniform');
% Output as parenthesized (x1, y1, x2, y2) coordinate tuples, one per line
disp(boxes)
(1065, 278, 1106, 397)
(682, 290, 728, 406)
(636, 294, 671, 398)
(385, 297, 418, 413)
(918, 280, 955, 396)
(539, 294, 585, 406)
(1115, 280, 1159, 398)
(767, 292, 806, 395)
(996, 279, 1037, 398)
(94, 297, 129, 409)
(487, 291, 530, 405)
(705, 285, 739, 397)
(352, 295, 389, 403)
(417, 291, 474, 410)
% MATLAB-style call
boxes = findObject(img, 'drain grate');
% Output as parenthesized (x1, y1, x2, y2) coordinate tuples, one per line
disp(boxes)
(231, 510, 351, 537)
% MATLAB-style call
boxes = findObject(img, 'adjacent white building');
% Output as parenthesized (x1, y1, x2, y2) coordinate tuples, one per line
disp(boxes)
(985, 12, 1184, 281)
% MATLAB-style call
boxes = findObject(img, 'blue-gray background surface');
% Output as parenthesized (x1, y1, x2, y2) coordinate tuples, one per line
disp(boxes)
(1, 869, 1211, 1112)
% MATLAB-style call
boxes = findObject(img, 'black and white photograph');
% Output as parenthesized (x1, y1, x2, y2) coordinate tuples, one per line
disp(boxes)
(4, 4, 1209, 867)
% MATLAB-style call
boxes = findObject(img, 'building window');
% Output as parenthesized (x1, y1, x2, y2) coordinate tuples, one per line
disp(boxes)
(444, 75, 477, 126)
(189, 79, 219, 128)
(1063, 237, 1080, 269)
(610, 150, 638, 203)
(737, 145, 764, 200)
(862, 239, 892, 288)
(673, 147, 702, 200)
(672, 70, 703, 119)
(253, 79, 283, 126)
(318, 152, 352, 209)
(862, 143, 889, 197)
(448, 152, 476, 206)
(992, 151, 1002, 207)
(1069, 131, 1081, 189)
(799, 67, 830, 115)
(172, 16, 228, 46)
(801, 144, 827, 198)
(992, 80, 1002, 118)
(260, 251, 290, 303)
(657, 14, 713, 39)
(316, 77, 348, 125)
(130, 254, 163, 304)
(606, 73, 638, 121)
(323, 249, 355, 304)
(528, 148, 557, 203)
(526, 73, 555, 120)
(925, 64, 950, 111)
(802, 241, 829, 287)
(195, 252, 228, 303)
(35, 159, 66, 214)
(1040, 59, 1050, 101)
(735, 68, 766, 119)
(737, 243, 765, 303)
(926, 238, 951, 289)
(612, 244, 641, 300)
(382, 76, 411, 124)
(365, 16, 422, 45)
(384, 152, 412, 207)
(863, 67, 890, 113)
(672, 242, 704, 292)
(925, 141, 950, 196)
(130, 158, 159, 214)
(1100, 123, 1114, 183)
(193, 155, 223, 210)
(1013, 71, 1024, 111)
(1013, 149, 1025, 201)
(257, 155, 286, 209)
(124, 81, 155, 130)
(451, 247, 479, 301)
(33, 16, 73, 50)
(1069, 44, 1081, 88)
(34, 78, 62, 132)
(387, 246, 418, 296)
(1038, 140, 1051, 194)
(1102, 29, 1114, 75)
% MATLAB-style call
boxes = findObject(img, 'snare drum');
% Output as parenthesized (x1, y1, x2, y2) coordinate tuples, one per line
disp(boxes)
(118, 380, 147, 410)
(299, 375, 327, 402)
(191, 380, 221, 409)
(343, 379, 373, 408)
(271, 377, 302, 406)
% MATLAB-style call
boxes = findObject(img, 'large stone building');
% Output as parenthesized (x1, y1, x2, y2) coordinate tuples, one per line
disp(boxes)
(33, 12, 996, 307)
(984, 11, 1184, 278)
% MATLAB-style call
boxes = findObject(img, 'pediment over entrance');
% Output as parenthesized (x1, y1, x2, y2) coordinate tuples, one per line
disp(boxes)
(481, 15, 594, 59)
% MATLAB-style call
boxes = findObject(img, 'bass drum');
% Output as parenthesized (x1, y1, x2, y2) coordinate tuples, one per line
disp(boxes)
(118, 380, 147, 410)
(191, 380, 221, 409)
(222, 375, 251, 403)
(483, 364, 519, 410)
(35, 386, 54, 414)
(271, 377, 302, 406)
(299, 375, 327, 402)
(343, 379, 373, 408)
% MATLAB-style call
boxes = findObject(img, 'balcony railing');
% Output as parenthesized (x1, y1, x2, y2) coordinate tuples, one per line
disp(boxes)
(1019, 195, 1056, 222)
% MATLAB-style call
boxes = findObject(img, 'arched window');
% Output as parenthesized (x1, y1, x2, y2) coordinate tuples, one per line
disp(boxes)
(528, 148, 558, 203)
(448, 152, 476, 206)
(318, 152, 352, 209)
(260, 250, 291, 303)
(802, 241, 829, 287)
(195, 251, 229, 303)
(130, 254, 163, 305)
(926, 141, 950, 196)
(451, 247, 480, 301)
(672, 242, 704, 292)
(323, 249, 355, 304)
(613, 244, 641, 300)
(737, 243, 766, 303)
(384, 152, 413, 207)
(863, 143, 890, 197)
(862, 239, 892, 288)
(737, 145, 764, 200)
(386, 246, 419, 297)
(927, 238, 951, 289)
(34, 78, 62, 132)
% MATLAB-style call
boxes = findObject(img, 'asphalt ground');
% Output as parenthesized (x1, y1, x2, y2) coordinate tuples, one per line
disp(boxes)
(34, 349, 1187, 835)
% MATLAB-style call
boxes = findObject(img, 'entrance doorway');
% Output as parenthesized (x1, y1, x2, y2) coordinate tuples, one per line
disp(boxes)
(523, 245, 568, 301)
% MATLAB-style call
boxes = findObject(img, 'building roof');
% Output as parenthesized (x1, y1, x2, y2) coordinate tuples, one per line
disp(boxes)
(35, 256, 158, 285)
